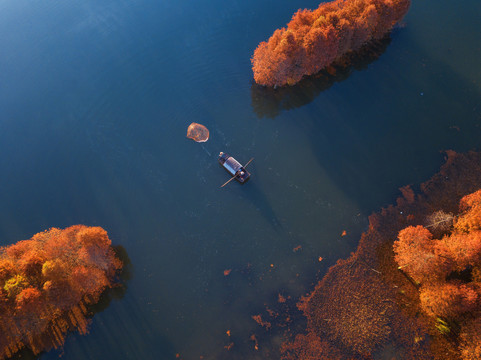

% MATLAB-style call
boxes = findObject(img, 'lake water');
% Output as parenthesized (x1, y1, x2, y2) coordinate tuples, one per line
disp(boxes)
(0, 0, 480, 359)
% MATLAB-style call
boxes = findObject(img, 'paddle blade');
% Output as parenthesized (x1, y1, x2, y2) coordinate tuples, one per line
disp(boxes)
(220, 176, 237, 188)
(244, 158, 254, 168)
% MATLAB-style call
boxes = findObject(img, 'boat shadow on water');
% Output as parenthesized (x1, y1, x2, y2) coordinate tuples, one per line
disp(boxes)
(236, 173, 284, 232)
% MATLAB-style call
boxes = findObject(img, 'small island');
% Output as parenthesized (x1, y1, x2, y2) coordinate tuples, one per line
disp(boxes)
(281, 151, 481, 359)
(0, 225, 123, 359)
(252, 0, 411, 87)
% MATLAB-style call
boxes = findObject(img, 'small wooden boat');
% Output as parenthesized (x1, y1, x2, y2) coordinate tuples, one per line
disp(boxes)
(218, 152, 253, 187)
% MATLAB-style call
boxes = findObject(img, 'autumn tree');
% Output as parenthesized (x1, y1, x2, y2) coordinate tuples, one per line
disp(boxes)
(459, 317, 481, 360)
(419, 282, 478, 318)
(15, 287, 44, 313)
(455, 189, 481, 233)
(251, 0, 411, 87)
(441, 231, 481, 271)
(3, 274, 29, 298)
(394, 189, 481, 321)
(393, 225, 450, 283)
(0, 225, 123, 359)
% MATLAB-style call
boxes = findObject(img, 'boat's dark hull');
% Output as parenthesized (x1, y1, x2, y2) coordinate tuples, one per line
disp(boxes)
(218, 152, 251, 183)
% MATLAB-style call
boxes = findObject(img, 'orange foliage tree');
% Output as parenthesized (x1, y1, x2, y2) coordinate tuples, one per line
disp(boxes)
(0, 225, 122, 359)
(394, 189, 481, 323)
(251, 0, 411, 87)
(459, 317, 481, 360)
(419, 282, 478, 318)
(394, 225, 450, 283)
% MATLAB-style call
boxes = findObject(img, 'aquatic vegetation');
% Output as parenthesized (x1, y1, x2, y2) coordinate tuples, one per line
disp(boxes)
(251, 0, 410, 87)
(252, 314, 272, 330)
(280, 151, 481, 359)
(0, 225, 122, 359)
(186, 122, 209, 142)
(280, 332, 343, 360)
(296, 257, 394, 355)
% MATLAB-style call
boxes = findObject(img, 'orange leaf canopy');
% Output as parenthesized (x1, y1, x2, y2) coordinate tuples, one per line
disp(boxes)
(251, 0, 411, 87)
(0, 225, 122, 358)
(186, 123, 209, 142)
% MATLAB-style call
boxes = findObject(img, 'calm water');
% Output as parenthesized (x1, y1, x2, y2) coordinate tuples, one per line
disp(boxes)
(0, 0, 480, 359)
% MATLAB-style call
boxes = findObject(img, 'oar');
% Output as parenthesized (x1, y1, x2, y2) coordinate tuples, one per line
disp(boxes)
(244, 158, 254, 168)
(220, 175, 238, 188)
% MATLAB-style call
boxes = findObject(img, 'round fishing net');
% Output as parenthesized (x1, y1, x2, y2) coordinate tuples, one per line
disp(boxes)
(186, 122, 209, 142)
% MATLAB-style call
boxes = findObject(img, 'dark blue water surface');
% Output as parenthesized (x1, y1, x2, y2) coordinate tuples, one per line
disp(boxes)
(0, 0, 480, 359)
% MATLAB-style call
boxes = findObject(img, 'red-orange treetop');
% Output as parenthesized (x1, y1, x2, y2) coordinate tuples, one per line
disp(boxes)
(394, 189, 481, 320)
(0, 225, 123, 359)
(460, 317, 481, 360)
(251, 0, 410, 87)
(455, 189, 481, 233)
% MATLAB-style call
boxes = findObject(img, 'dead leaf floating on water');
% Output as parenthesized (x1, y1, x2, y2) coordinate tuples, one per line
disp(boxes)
(186, 122, 209, 142)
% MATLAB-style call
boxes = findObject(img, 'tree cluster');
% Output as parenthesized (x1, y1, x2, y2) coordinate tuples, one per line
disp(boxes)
(280, 152, 481, 360)
(394, 190, 481, 359)
(251, 0, 410, 87)
(0, 225, 122, 359)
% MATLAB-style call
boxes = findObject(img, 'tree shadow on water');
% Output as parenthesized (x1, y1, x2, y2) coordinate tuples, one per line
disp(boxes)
(89, 245, 132, 313)
(301, 40, 481, 214)
(250, 36, 392, 119)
